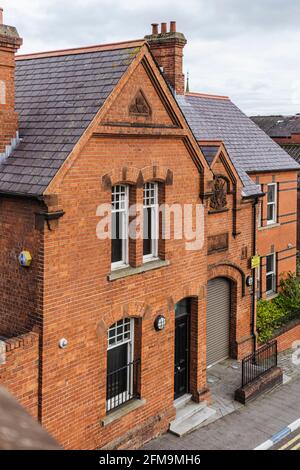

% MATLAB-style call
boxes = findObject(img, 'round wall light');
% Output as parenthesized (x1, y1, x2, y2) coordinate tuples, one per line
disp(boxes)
(154, 315, 166, 332)
(59, 338, 68, 349)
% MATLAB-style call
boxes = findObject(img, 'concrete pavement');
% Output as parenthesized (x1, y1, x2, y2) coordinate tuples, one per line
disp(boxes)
(144, 376, 300, 450)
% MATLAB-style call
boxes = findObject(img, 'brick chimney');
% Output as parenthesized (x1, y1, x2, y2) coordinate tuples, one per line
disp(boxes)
(145, 21, 187, 95)
(0, 8, 22, 158)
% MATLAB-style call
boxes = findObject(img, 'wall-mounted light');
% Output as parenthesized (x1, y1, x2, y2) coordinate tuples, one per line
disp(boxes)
(18, 251, 32, 268)
(154, 315, 166, 332)
(59, 338, 68, 349)
(246, 276, 253, 287)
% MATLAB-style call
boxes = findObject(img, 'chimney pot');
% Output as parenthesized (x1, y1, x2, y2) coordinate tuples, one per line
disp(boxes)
(170, 21, 176, 33)
(151, 23, 158, 35)
(0, 8, 3, 25)
(161, 22, 167, 34)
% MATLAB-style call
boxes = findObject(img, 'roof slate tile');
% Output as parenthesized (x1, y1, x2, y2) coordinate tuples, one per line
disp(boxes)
(0, 46, 141, 196)
(177, 95, 300, 197)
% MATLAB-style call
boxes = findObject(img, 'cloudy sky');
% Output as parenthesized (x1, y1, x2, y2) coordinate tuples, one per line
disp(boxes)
(2, 0, 300, 115)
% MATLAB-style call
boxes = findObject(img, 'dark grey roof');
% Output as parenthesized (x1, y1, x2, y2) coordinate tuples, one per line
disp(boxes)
(281, 144, 300, 164)
(177, 95, 300, 197)
(0, 46, 141, 196)
(199, 145, 219, 166)
(252, 115, 300, 138)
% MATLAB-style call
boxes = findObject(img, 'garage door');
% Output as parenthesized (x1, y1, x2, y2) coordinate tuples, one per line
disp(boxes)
(206, 278, 231, 367)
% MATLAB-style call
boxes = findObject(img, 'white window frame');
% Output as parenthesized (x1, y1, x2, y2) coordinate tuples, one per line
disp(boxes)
(267, 183, 277, 225)
(111, 185, 129, 271)
(143, 182, 159, 263)
(256, 265, 261, 299)
(266, 253, 276, 296)
(107, 318, 134, 412)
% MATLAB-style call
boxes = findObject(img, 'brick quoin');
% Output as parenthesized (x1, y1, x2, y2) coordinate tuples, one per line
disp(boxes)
(0, 12, 298, 450)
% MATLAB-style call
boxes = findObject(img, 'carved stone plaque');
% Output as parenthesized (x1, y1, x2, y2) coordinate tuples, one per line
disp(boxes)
(208, 233, 229, 254)
(129, 90, 151, 117)
(210, 176, 227, 210)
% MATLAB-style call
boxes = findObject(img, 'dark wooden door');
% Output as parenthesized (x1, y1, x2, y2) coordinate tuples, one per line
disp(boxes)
(174, 313, 189, 399)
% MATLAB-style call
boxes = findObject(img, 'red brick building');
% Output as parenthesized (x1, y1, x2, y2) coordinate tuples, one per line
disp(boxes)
(0, 12, 299, 449)
(252, 115, 300, 251)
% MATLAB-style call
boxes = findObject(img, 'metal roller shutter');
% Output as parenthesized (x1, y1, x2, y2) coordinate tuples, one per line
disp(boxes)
(206, 278, 231, 367)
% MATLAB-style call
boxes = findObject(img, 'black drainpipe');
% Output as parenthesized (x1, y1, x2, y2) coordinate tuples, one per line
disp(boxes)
(251, 197, 258, 352)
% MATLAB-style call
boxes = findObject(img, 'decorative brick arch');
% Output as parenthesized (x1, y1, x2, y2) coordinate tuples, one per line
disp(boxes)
(168, 281, 206, 312)
(208, 262, 246, 297)
(97, 301, 152, 335)
(101, 166, 144, 191)
(102, 165, 174, 191)
(141, 165, 173, 185)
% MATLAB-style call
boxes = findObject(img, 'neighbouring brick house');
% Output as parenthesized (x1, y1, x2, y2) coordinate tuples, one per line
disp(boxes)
(0, 10, 299, 449)
(252, 115, 300, 250)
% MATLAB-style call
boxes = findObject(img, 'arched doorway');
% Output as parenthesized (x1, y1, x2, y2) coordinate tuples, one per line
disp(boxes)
(206, 278, 231, 367)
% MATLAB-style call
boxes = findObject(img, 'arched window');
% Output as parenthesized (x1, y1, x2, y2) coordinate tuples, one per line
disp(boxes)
(111, 185, 129, 269)
(106, 318, 140, 411)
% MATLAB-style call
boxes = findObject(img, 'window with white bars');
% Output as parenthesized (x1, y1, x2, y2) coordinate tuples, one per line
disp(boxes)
(111, 185, 129, 269)
(267, 183, 277, 225)
(143, 183, 158, 261)
(266, 253, 276, 296)
(108, 318, 133, 349)
(106, 318, 136, 412)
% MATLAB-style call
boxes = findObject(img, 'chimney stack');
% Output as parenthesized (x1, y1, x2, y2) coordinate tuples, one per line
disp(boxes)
(145, 21, 187, 95)
(0, 8, 23, 156)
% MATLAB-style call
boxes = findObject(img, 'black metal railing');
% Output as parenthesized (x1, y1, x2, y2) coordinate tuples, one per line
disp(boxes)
(106, 359, 140, 412)
(242, 340, 277, 388)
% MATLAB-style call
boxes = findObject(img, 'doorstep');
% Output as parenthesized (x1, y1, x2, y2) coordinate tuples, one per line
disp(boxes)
(169, 395, 216, 437)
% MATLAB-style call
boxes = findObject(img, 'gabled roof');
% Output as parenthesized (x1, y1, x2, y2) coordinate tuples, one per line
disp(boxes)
(251, 115, 300, 138)
(0, 41, 143, 196)
(177, 94, 300, 197)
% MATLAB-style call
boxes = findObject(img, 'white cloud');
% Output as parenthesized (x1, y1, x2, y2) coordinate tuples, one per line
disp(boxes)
(1, 0, 300, 115)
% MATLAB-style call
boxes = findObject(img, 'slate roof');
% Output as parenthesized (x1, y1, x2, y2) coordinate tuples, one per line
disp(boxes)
(0, 44, 142, 196)
(177, 94, 300, 197)
(199, 145, 220, 166)
(252, 115, 300, 138)
(281, 145, 300, 164)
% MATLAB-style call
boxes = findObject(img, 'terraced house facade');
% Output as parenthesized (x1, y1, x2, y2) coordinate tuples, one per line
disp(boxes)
(0, 12, 299, 449)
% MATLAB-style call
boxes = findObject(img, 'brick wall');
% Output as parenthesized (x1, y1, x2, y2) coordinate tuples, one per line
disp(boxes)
(0, 197, 44, 336)
(273, 321, 300, 353)
(0, 331, 39, 418)
(251, 171, 298, 298)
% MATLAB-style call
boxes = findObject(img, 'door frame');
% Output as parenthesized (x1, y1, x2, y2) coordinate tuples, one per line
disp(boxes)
(206, 277, 233, 368)
(174, 299, 191, 400)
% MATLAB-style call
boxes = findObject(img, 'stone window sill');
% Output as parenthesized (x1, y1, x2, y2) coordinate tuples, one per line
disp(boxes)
(258, 223, 280, 231)
(101, 399, 146, 427)
(266, 292, 279, 301)
(108, 259, 170, 281)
